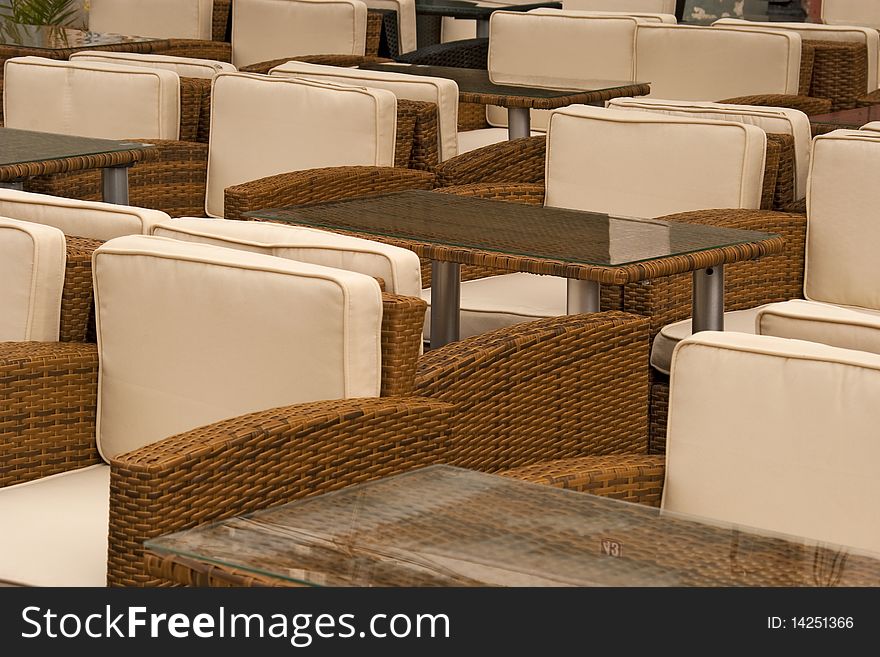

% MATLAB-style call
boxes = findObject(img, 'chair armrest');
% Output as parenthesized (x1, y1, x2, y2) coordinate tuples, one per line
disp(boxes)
(395, 38, 488, 69)
(857, 89, 880, 107)
(239, 55, 394, 74)
(153, 39, 232, 63)
(223, 166, 435, 221)
(397, 99, 440, 171)
(380, 293, 427, 397)
(500, 454, 665, 507)
(622, 209, 806, 338)
(435, 182, 545, 206)
(721, 94, 832, 116)
(434, 136, 546, 187)
(415, 311, 650, 471)
(0, 342, 99, 488)
(107, 397, 453, 586)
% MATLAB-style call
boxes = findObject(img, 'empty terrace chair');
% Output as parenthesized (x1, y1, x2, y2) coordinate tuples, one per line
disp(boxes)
(504, 330, 880, 556)
(713, 18, 879, 111)
(231, 0, 368, 68)
(269, 60, 458, 162)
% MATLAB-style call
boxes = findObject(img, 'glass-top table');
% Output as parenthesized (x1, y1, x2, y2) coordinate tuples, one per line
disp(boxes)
(145, 465, 880, 587)
(246, 190, 783, 347)
(0, 23, 162, 50)
(0, 128, 156, 204)
(810, 104, 880, 136)
(414, 0, 562, 45)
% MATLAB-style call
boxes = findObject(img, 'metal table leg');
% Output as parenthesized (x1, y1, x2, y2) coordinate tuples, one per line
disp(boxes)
(102, 166, 130, 205)
(566, 279, 600, 314)
(508, 107, 531, 140)
(0, 182, 24, 191)
(476, 18, 489, 38)
(692, 265, 724, 333)
(431, 260, 461, 348)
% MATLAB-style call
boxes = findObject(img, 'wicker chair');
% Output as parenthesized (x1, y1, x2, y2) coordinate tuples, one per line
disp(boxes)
(503, 330, 880, 556)
(0, 225, 649, 586)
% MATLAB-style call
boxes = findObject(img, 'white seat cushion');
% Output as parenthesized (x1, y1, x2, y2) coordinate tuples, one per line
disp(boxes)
(0, 218, 65, 342)
(650, 306, 768, 375)
(271, 60, 459, 160)
(607, 97, 811, 200)
(362, 0, 418, 54)
(206, 73, 397, 217)
(561, 0, 675, 12)
(93, 235, 383, 460)
(0, 188, 168, 241)
(664, 331, 880, 554)
(0, 465, 110, 587)
(70, 51, 236, 79)
(456, 127, 542, 154)
(152, 217, 422, 296)
(757, 299, 880, 356)
(861, 121, 880, 133)
(89, 0, 213, 40)
(635, 24, 801, 100)
(3, 57, 180, 140)
(232, 0, 368, 68)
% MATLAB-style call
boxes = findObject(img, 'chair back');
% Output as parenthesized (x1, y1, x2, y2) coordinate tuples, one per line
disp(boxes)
(88, 0, 214, 40)
(822, 0, 880, 29)
(3, 57, 180, 140)
(92, 234, 384, 460)
(804, 129, 880, 310)
(362, 0, 417, 54)
(562, 0, 675, 11)
(0, 218, 65, 342)
(232, 0, 368, 68)
(544, 105, 766, 216)
(607, 97, 811, 200)
(665, 331, 880, 554)
(270, 60, 457, 161)
(529, 7, 676, 23)
(635, 24, 801, 100)
(70, 51, 236, 79)
(206, 72, 397, 217)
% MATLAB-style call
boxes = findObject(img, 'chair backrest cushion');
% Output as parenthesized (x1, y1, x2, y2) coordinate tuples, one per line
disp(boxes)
(93, 234, 383, 460)
(0, 217, 65, 342)
(805, 129, 880, 310)
(562, 0, 675, 11)
(0, 188, 168, 241)
(362, 0, 417, 54)
(152, 217, 422, 296)
(635, 24, 801, 100)
(607, 97, 811, 200)
(3, 57, 180, 140)
(713, 18, 879, 92)
(665, 331, 880, 554)
(270, 60, 458, 160)
(207, 72, 396, 217)
(822, 0, 880, 29)
(861, 121, 880, 133)
(232, 0, 367, 68)
(88, 0, 214, 40)
(70, 51, 236, 80)
(545, 105, 766, 216)
(529, 7, 676, 23)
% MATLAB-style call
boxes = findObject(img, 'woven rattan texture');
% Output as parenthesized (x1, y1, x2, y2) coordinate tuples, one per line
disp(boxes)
(152, 39, 231, 62)
(213, 0, 232, 42)
(460, 83, 652, 110)
(649, 373, 670, 454)
(395, 38, 488, 69)
(435, 135, 545, 187)
(108, 397, 454, 586)
(60, 236, 102, 343)
(458, 101, 489, 130)
(145, 552, 299, 587)
(723, 93, 832, 116)
(0, 145, 157, 182)
(379, 293, 426, 397)
(799, 40, 817, 94)
(807, 40, 868, 112)
(0, 342, 99, 488)
(366, 10, 382, 58)
(768, 133, 797, 209)
(395, 99, 440, 170)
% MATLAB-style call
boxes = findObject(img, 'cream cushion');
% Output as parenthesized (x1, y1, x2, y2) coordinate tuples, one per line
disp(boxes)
(0, 188, 168, 241)
(664, 331, 880, 554)
(70, 51, 236, 79)
(270, 60, 459, 161)
(529, 8, 676, 23)
(635, 24, 801, 100)
(3, 57, 180, 140)
(206, 73, 397, 217)
(805, 130, 880, 309)
(544, 105, 766, 215)
(152, 217, 422, 296)
(232, 0, 368, 68)
(607, 97, 811, 199)
(650, 306, 767, 375)
(861, 121, 880, 132)
(89, 0, 213, 40)
(713, 18, 879, 92)
(0, 218, 65, 342)
(93, 235, 383, 460)
(757, 299, 880, 355)
(0, 465, 110, 587)
(363, 0, 418, 54)
(562, 0, 675, 11)
(822, 0, 880, 30)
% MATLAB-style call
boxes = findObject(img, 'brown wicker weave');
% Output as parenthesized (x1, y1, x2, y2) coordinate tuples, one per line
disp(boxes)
(151, 39, 232, 62)
(434, 135, 546, 187)
(379, 293, 427, 397)
(768, 133, 797, 209)
(366, 10, 383, 58)
(395, 99, 440, 171)
(723, 93, 832, 116)
(60, 236, 102, 343)
(805, 40, 868, 112)
(212, 0, 232, 42)
(458, 101, 490, 131)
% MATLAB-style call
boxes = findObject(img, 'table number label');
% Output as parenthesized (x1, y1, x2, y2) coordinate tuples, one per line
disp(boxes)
(600, 539, 622, 558)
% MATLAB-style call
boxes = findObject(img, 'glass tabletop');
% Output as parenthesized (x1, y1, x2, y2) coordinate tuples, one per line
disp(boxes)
(0, 23, 160, 49)
(146, 465, 880, 586)
(362, 63, 639, 99)
(414, 0, 561, 19)
(245, 191, 775, 268)
(810, 104, 880, 128)
(0, 127, 151, 167)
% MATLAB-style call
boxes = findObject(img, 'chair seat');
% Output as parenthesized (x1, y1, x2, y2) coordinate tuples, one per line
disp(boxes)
(0, 465, 110, 587)
(456, 128, 543, 155)
(757, 299, 880, 355)
(422, 272, 567, 341)
(650, 306, 769, 375)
